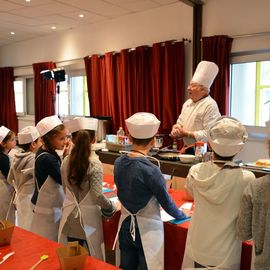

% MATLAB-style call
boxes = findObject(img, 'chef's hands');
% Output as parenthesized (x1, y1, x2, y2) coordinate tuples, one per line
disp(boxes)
(171, 124, 187, 138)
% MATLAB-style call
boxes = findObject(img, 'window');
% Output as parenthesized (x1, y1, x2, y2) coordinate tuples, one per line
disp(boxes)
(58, 75, 90, 116)
(14, 79, 25, 115)
(230, 60, 270, 126)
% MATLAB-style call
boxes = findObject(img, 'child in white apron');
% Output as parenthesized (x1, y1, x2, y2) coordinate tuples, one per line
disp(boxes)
(31, 115, 70, 241)
(182, 117, 256, 270)
(7, 126, 42, 230)
(0, 126, 16, 222)
(114, 113, 187, 270)
(58, 117, 117, 261)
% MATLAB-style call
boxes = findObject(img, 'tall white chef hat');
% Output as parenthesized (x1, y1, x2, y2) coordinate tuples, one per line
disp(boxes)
(36, 115, 62, 137)
(208, 116, 247, 157)
(0, 126, 10, 143)
(64, 117, 98, 133)
(18, 126, 40, 144)
(125, 112, 160, 139)
(191, 61, 219, 89)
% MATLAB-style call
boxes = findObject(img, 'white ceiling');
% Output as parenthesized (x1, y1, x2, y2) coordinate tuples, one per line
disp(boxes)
(0, 0, 179, 47)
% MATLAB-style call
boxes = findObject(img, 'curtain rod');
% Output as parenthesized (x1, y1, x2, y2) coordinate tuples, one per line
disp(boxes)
(232, 31, 270, 39)
(12, 38, 191, 68)
(12, 57, 83, 69)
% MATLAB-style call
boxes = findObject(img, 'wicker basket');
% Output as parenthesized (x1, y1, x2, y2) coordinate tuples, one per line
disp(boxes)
(106, 142, 132, 152)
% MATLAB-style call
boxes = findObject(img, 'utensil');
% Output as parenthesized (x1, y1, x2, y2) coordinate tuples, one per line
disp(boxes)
(29, 254, 49, 270)
(0, 251, 15, 264)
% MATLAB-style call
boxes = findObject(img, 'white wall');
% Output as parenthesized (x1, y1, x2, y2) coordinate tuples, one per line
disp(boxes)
(0, 2, 193, 72)
(203, 0, 270, 54)
(203, 0, 270, 162)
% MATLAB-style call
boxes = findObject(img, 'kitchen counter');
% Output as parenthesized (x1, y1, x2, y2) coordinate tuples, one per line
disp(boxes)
(98, 151, 267, 178)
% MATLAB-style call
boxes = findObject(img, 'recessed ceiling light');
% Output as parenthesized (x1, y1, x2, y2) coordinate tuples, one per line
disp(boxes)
(10, 32, 15, 35)
(79, 14, 84, 18)
(26, 0, 31, 2)
(51, 26, 56, 30)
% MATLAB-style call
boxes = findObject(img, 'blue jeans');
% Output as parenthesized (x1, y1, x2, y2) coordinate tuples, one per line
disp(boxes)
(119, 227, 148, 270)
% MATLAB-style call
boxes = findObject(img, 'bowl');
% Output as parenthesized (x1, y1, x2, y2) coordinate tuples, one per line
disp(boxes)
(179, 154, 195, 163)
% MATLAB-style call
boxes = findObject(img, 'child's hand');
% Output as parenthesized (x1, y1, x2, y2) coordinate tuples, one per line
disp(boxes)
(63, 139, 73, 158)
(114, 200, 122, 211)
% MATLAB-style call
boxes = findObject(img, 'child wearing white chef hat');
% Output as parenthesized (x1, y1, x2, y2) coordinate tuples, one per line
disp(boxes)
(7, 126, 42, 230)
(182, 116, 255, 270)
(171, 61, 221, 151)
(0, 125, 16, 221)
(58, 117, 117, 259)
(114, 112, 187, 270)
(30, 115, 69, 241)
(237, 120, 270, 270)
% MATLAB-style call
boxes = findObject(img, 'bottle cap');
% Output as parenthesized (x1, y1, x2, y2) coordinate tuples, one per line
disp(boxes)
(195, 141, 205, 146)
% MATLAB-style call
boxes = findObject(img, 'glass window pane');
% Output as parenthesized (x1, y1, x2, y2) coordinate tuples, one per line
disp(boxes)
(70, 76, 84, 116)
(14, 80, 24, 113)
(58, 77, 69, 116)
(230, 62, 256, 125)
(260, 88, 270, 126)
(260, 61, 270, 85)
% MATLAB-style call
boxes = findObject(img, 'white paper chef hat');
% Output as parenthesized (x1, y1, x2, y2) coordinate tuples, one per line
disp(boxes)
(36, 115, 62, 137)
(0, 126, 10, 143)
(125, 112, 160, 139)
(18, 126, 40, 144)
(191, 61, 219, 89)
(64, 117, 98, 133)
(208, 116, 247, 157)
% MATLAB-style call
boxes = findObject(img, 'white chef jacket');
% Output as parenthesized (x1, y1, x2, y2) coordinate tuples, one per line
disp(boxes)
(182, 161, 255, 269)
(176, 96, 220, 145)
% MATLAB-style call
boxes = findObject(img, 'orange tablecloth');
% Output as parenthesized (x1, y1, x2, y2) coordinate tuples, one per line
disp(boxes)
(102, 174, 252, 270)
(0, 227, 120, 270)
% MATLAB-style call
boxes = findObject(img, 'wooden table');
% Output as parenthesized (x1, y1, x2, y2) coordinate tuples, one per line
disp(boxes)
(0, 227, 120, 270)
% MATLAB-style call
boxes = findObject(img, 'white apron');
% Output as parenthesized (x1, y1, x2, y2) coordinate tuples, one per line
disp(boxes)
(182, 233, 241, 270)
(12, 167, 35, 230)
(58, 187, 105, 260)
(0, 172, 15, 222)
(113, 197, 164, 270)
(31, 152, 64, 241)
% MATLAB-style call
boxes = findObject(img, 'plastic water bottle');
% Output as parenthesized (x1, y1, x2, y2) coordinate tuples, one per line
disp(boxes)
(117, 127, 125, 144)
(195, 141, 206, 161)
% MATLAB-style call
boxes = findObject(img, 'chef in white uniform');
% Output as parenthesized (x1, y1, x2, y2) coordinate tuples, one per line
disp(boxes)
(31, 116, 67, 241)
(182, 116, 255, 269)
(7, 126, 41, 230)
(113, 112, 187, 270)
(59, 117, 116, 260)
(171, 61, 221, 149)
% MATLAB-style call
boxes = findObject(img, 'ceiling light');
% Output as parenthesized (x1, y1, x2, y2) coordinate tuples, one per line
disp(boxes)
(10, 32, 15, 35)
(51, 26, 56, 30)
(79, 14, 84, 18)
(26, 0, 31, 2)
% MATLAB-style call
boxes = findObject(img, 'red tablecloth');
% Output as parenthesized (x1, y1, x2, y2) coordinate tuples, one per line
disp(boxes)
(102, 174, 252, 270)
(0, 227, 120, 270)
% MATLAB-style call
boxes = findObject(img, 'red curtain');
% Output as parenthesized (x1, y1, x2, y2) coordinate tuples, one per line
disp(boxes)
(84, 55, 109, 116)
(32, 61, 56, 124)
(202, 35, 233, 115)
(0, 67, 18, 132)
(84, 40, 185, 135)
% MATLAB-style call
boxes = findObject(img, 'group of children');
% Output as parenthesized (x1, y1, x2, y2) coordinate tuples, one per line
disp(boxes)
(0, 112, 269, 270)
